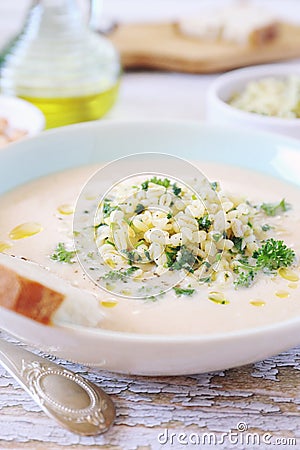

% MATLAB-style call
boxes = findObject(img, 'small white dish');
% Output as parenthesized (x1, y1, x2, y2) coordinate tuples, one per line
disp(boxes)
(206, 63, 300, 139)
(0, 95, 45, 137)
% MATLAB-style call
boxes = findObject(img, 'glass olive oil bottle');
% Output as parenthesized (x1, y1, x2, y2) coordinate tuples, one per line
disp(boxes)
(0, 0, 121, 129)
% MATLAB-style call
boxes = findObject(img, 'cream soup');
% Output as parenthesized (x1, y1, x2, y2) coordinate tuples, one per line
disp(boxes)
(0, 162, 299, 335)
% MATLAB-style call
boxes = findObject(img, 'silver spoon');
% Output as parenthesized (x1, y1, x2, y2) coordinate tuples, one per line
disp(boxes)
(0, 337, 115, 435)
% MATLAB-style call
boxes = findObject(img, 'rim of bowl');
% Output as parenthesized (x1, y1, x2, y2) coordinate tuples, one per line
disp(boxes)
(57, 312, 300, 344)
(207, 63, 300, 126)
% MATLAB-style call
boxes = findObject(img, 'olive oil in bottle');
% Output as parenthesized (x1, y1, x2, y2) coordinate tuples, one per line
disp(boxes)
(21, 84, 120, 129)
(0, 0, 121, 129)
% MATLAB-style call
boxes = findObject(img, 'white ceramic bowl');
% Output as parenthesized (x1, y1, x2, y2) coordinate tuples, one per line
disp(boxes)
(0, 95, 45, 137)
(0, 120, 300, 375)
(206, 64, 300, 140)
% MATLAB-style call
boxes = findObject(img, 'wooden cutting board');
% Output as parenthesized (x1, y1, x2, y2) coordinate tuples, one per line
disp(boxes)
(109, 22, 300, 73)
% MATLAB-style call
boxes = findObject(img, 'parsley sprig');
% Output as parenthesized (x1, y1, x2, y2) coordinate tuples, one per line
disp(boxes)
(234, 238, 295, 288)
(253, 238, 295, 271)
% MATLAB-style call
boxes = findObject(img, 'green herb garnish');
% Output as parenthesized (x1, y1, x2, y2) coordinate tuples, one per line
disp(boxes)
(197, 215, 212, 232)
(199, 276, 211, 283)
(173, 287, 195, 296)
(210, 181, 218, 191)
(122, 249, 142, 264)
(135, 203, 145, 214)
(234, 270, 255, 288)
(165, 246, 180, 267)
(172, 246, 196, 272)
(150, 177, 171, 188)
(261, 199, 291, 217)
(261, 224, 272, 232)
(232, 237, 245, 254)
(253, 238, 295, 271)
(140, 177, 181, 197)
(172, 183, 182, 196)
(102, 201, 119, 218)
(212, 233, 222, 242)
(102, 266, 139, 281)
(144, 250, 151, 260)
(141, 180, 149, 190)
(234, 238, 295, 288)
(51, 243, 76, 264)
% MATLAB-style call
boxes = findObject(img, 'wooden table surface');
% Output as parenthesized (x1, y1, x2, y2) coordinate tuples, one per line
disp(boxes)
(0, 1, 300, 449)
(0, 331, 299, 449)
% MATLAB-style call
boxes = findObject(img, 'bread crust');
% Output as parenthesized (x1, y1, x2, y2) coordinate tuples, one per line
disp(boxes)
(0, 264, 65, 324)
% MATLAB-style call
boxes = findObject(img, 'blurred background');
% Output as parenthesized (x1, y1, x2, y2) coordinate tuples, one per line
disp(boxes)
(0, 0, 300, 140)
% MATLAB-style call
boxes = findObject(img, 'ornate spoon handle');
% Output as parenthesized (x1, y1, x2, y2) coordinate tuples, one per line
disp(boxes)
(0, 338, 115, 435)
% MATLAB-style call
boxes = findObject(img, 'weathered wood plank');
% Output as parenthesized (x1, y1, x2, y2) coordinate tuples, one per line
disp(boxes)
(0, 344, 299, 449)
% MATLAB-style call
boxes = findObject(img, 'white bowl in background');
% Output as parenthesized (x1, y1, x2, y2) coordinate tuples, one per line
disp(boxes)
(206, 64, 300, 139)
(0, 95, 45, 137)
(0, 120, 300, 375)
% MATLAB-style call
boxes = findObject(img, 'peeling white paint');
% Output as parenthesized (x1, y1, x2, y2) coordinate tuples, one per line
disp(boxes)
(0, 331, 299, 449)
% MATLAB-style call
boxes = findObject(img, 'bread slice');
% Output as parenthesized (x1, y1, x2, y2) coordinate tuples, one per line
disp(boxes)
(0, 253, 104, 327)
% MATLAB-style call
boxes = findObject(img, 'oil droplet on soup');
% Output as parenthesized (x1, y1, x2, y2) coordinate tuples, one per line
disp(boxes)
(275, 290, 290, 299)
(57, 204, 74, 215)
(208, 291, 229, 305)
(101, 300, 118, 308)
(9, 222, 43, 240)
(0, 241, 12, 253)
(278, 268, 299, 282)
(250, 300, 265, 307)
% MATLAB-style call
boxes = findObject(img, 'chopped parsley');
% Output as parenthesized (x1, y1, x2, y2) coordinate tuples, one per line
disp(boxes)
(51, 243, 76, 264)
(122, 249, 142, 264)
(232, 237, 245, 253)
(140, 177, 181, 197)
(199, 276, 211, 283)
(172, 183, 182, 196)
(102, 201, 119, 218)
(144, 249, 151, 260)
(210, 181, 219, 191)
(260, 199, 291, 217)
(141, 180, 149, 190)
(197, 215, 212, 232)
(102, 266, 139, 281)
(150, 177, 171, 188)
(212, 233, 222, 242)
(171, 246, 196, 272)
(135, 203, 145, 214)
(165, 246, 180, 267)
(261, 224, 272, 232)
(234, 270, 255, 288)
(173, 287, 195, 296)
